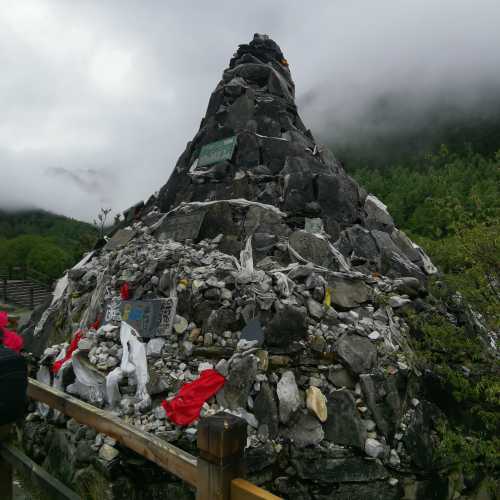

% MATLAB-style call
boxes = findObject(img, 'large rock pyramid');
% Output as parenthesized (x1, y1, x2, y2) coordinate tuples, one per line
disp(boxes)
(156, 33, 435, 282)
(22, 35, 495, 500)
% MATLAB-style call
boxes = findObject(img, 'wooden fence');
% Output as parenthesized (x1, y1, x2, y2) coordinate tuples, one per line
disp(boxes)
(0, 378, 282, 500)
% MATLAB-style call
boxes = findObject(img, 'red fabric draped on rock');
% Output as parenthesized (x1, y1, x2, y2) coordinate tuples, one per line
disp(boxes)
(0, 311, 24, 353)
(162, 369, 225, 426)
(52, 330, 84, 374)
(120, 282, 130, 300)
(90, 318, 101, 331)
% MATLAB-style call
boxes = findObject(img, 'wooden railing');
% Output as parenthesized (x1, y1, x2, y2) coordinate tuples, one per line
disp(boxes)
(0, 378, 282, 500)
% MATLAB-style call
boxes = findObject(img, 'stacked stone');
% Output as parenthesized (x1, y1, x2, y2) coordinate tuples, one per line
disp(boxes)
(22, 35, 492, 500)
(158, 33, 434, 282)
(30, 215, 436, 499)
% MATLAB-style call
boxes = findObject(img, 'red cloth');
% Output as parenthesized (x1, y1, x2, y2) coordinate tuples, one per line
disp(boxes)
(162, 369, 225, 426)
(120, 282, 130, 300)
(90, 318, 101, 331)
(52, 330, 83, 374)
(0, 311, 24, 353)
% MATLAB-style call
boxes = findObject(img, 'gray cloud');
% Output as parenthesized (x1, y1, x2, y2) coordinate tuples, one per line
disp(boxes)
(1, 0, 499, 221)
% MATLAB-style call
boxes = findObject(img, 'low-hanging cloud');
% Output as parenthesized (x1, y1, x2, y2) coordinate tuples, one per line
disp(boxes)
(1, 0, 499, 221)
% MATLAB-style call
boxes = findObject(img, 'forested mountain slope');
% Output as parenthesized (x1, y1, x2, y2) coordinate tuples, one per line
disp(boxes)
(0, 209, 97, 282)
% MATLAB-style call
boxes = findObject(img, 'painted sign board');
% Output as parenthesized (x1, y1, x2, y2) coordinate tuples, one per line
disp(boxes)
(304, 218, 324, 234)
(103, 298, 177, 338)
(197, 136, 237, 168)
(120, 298, 177, 338)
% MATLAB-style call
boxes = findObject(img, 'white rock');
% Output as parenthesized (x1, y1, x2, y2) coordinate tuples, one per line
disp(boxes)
(368, 331, 381, 341)
(99, 444, 119, 461)
(77, 339, 93, 351)
(147, 338, 166, 358)
(389, 449, 401, 466)
(198, 362, 213, 373)
(174, 316, 189, 334)
(389, 295, 411, 308)
(365, 438, 385, 458)
(277, 371, 301, 423)
(363, 419, 376, 432)
(237, 339, 259, 350)
(215, 359, 229, 376)
(153, 406, 166, 420)
(388, 478, 399, 486)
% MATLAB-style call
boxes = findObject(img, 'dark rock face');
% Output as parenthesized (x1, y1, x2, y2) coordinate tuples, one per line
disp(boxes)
(360, 372, 403, 440)
(336, 334, 377, 375)
(265, 304, 307, 347)
(156, 34, 434, 281)
(324, 389, 366, 449)
(291, 447, 388, 483)
(254, 382, 279, 438)
(222, 355, 258, 409)
(402, 400, 441, 471)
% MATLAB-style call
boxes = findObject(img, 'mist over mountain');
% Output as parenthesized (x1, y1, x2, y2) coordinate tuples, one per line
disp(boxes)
(1, 1, 500, 220)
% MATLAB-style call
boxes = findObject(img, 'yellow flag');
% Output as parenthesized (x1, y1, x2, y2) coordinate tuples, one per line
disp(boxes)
(324, 287, 331, 307)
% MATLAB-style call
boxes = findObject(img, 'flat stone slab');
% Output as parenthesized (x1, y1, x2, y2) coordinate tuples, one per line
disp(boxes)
(155, 211, 206, 242)
(104, 229, 135, 251)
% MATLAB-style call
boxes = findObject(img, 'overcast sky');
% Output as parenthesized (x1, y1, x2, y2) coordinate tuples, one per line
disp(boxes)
(1, 0, 500, 222)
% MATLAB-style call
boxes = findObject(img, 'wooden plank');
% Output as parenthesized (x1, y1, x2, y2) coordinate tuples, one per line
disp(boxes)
(27, 378, 198, 487)
(0, 443, 80, 500)
(231, 479, 283, 500)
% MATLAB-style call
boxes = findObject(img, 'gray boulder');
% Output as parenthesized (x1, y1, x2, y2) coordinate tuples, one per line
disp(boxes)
(324, 389, 366, 450)
(336, 334, 377, 375)
(223, 355, 258, 409)
(277, 370, 301, 423)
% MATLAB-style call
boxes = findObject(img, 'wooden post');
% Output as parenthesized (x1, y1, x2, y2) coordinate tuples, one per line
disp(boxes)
(0, 426, 13, 500)
(196, 413, 247, 500)
(29, 286, 34, 309)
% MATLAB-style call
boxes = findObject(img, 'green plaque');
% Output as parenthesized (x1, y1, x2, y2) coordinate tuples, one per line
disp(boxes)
(197, 136, 237, 168)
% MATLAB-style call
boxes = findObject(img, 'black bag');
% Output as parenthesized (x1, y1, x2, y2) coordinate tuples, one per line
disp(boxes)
(0, 343, 28, 425)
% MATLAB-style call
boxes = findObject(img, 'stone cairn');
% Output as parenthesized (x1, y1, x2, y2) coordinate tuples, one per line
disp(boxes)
(22, 35, 491, 500)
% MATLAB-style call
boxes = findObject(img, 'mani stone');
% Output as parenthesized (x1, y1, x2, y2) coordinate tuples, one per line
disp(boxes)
(336, 334, 377, 375)
(324, 388, 366, 450)
(306, 386, 327, 422)
(277, 370, 301, 423)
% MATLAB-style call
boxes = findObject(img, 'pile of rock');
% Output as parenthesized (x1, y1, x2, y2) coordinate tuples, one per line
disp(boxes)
(21, 35, 495, 500)
(29, 214, 437, 498)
